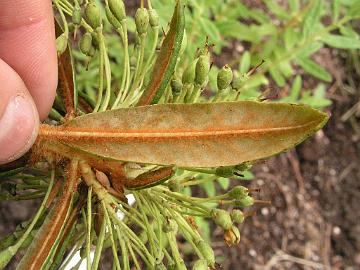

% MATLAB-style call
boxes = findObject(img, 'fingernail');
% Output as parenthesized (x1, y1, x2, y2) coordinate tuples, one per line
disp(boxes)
(0, 95, 39, 164)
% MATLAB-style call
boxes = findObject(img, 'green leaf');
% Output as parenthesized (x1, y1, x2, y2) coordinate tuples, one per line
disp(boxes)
(239, 51, 251, 74)
(349, 2, 360, 18)
(217, 177, 230, 190)
(269, 68, 286, 87)
(41, 101, 328, 168)
(296, 57, 332, 82)
(264, 0, 291, 20)
(302, 0, 322, 38)
(290, 75, 302, 101)
(321, 34, 360, 49)
(332, 0, 340, 21)
(137, 0, 185, 106)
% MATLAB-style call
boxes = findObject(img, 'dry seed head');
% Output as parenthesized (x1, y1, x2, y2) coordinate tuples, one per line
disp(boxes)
(84, 2, 102, 29)
(148, 8, 159, 27)
(135, 8, 149, 34)
(224, 226, 241, 246)
(211, 209, 233, 230)
(217, 65, 233, 90)
(108, 0, 126, 22)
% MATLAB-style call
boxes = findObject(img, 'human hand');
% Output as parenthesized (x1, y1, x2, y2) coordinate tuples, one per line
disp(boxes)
(0, 0, 57, 164)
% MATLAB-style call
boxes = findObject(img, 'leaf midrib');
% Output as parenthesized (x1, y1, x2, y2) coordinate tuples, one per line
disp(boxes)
(39, 120, 319, 141)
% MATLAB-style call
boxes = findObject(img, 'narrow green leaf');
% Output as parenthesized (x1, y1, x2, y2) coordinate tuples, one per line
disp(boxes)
(321, 34, 360, 49)
(239, 51, 251, 74)
(269, 68, 286, 87)
(290, 75, 302, 101)
(302, 0, 322, 38)
(332, 0, 340, 21)
(137, 0, 185, 106)
(40, 101, 329, 168)
(296, 57, 332, 82)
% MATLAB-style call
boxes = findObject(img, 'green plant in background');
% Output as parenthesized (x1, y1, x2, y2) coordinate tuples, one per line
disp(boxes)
(0, 0, 352, 269)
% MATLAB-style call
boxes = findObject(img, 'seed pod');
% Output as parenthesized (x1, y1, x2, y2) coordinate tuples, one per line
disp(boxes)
(192, 259, 208, 270)
(195, 53, 210, 86)
(215, 166, 234, 178)
(234, 196, 254, 208)
(230, 209, 245, 224)
(135, 8, 149, 34)
(227, 186, 249, 200)
(108, 0, 126, 22)
(72, 6, 82, 25)
(95, 170, 111, 189)
(234, 162, 252, 171)
(94, 203, 104, 236)
(84, 2, 101, 29)
(211, 209, 233, 230)
(170, 79, 183, 97)
(182, 60, 197, 85)
(168, 178, 182, 192)
(148, 8, 159, 27)
(224, 226, 241, 246)
(68, 22, 75, 33)
(162, 218, 178, 233)
(196, 240, 215, 267)
(79, 32, 93, 56)
(217, 65, 233, 90)
(105, 5, 122, 29)
(56, 33, 68, 55)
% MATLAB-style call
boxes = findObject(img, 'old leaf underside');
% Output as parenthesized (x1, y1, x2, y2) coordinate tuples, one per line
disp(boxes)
(137, 0, 185, 106)
(39, 101, 328, 167)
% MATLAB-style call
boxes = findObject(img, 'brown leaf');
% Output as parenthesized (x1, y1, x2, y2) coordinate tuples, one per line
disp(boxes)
(39, 101, 329, 168)
(137, 0, 185, 106)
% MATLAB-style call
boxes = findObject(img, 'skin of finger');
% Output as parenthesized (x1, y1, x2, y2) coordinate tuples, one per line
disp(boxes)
(0, 58, 39, 164)
(0, 0, 58, 120)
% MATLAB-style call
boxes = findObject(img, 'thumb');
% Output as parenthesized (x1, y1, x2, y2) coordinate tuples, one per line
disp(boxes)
(0, 59, 39, 165)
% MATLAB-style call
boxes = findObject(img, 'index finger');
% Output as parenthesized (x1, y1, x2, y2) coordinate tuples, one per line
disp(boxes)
(0, 0, 58, 120)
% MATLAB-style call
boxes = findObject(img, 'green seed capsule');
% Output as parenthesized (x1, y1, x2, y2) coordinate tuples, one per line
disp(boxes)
(105, 5, 122, 29)
(195, 54, 211, 86)
(79, 32, 93, 56)
(211, 209, 233, 230)
(224, 226, 241, 246)
(182, 60, 197, 85)
(108, 0, 126, 22)
(234, 196, 254, 208)
(227, 186, 249, 200)
(72, 6, 82, 25)
(84, 2, 101, 29)
(162, 218, 178, 233)
(192, 259, 208, 270)
(215, 166, 235, 178)
(135, 8, 149, 34)
(56, 33, 68, 55)
(196, 240, 215, 267)
(217, 65, 233, 90)
(148, 8, 159, 27)
(170, 79, 183, 97)
(168, 178, 182, 192)
(230, 209, 245, 224)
